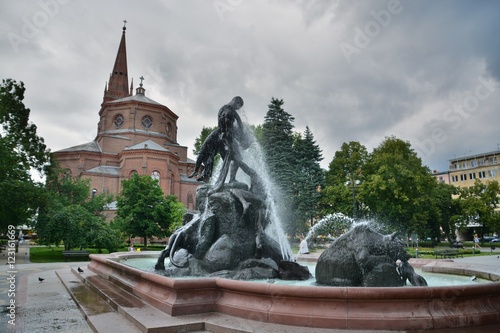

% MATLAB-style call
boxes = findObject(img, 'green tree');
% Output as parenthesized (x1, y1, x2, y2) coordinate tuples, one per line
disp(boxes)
(115, 174, 184, 248)
(427, 181, 457, 242)
(253, 124, 264, 145)
(452, 179, 500, 237)
(322, 141, 368, 218)
(0, 79, 50, 231)
(261, 97, 297, 234)
(37, 167, 121, 251)
(359, 136, 436, 236)
(293, 126, 324, 233)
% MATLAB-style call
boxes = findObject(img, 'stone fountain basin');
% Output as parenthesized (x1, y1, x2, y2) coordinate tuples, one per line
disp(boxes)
(88, 252, 500, 331)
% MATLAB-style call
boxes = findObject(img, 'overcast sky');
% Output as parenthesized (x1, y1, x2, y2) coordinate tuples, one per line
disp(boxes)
(2, 0, 500, 173)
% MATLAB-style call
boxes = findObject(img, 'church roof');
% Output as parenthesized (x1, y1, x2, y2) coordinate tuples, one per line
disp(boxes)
(85, 166, 120, 175)
(125, 139, 169, 152)
(55, 140, 101, 153)
(109, 93, 162, 105)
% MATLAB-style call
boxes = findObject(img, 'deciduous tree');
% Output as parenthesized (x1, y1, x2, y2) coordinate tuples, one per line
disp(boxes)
(115, 174, 184, 248)
(0, 79, 50, 231)
(359, 136, 436, 236)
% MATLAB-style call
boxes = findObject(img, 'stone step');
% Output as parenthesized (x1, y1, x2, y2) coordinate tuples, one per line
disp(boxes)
(56, 268, 142, 333)
(61, 266, 211, 333)
(62, 265, 316, 333)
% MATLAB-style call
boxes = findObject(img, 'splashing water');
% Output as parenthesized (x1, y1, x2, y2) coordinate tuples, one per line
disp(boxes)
(209, 121, 294, 261)
(305, 214, 390, 243)
(305, 213, 355, 241)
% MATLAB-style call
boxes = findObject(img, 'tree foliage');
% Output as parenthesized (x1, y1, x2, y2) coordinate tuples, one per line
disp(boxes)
(452, 180, 500, 236)
(37, 167, 121, 252)
(322, 141, 368, 218)
(358, 136, 437, 236)
(0, 79, 50, 231)
(292, 126, 324, 233)
(114, 174, 184, 248)
(260, 98, 297, 234)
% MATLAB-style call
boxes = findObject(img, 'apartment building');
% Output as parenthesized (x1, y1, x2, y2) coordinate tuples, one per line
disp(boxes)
(448, 150, 500, 188)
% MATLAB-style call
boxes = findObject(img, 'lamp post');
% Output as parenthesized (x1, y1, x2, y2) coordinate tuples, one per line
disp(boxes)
(92, 188, 97, 199)
(345, 179, 361, 219)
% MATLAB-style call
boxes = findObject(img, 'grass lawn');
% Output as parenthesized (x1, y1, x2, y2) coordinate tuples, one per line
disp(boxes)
(28, 245, 165, 263)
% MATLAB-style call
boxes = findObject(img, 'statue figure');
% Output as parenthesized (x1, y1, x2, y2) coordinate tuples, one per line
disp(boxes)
(211, 96, 261, 194)
(155, 96, 303, 279)
(316, 224, 427, 287)
(188, 128, 225, 181)
(188, 96, 255, 187)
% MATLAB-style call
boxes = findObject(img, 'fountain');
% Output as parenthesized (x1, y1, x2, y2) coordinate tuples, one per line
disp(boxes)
(81, 97, 500, 331)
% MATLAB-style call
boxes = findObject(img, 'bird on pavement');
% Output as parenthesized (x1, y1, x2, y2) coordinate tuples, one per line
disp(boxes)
(77, 267, 84, 273)
(38, 277, 44, 282)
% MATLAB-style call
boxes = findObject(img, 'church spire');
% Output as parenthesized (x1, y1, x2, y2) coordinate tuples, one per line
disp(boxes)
(103, 20, 130, 103)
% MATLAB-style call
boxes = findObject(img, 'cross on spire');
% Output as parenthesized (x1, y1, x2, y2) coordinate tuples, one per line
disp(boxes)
(123, 19, 127, 31)
(139, 76, 144, 87)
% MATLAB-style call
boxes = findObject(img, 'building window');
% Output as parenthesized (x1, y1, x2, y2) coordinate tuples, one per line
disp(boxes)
(479, 159, 486, 166)
(141, 115, 153, 129)
(469, 173, 476, 180)
(113, 114, 124, 128)
(462, 162, 468, 169)
(471, 160, 478, 167)
(489, 169, 496, 177)
(166, 123, 172, 137)
(478, 171, 486, 179)
(129, 170, 138, 178)
(151, 170, 160, 183)
(451, 175, 459, 182)
(460, 174, 467, 181)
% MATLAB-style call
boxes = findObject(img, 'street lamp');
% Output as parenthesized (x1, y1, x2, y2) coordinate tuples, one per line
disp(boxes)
(345, 179, 361, 219)
(92, 188, 97, 198)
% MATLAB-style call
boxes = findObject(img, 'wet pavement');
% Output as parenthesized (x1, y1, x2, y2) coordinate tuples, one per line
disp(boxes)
(1, 243, 499, 333)
(0, 243, 92, 333)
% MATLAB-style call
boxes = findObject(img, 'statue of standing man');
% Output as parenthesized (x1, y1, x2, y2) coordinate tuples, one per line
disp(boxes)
(211, 96, 262, 194)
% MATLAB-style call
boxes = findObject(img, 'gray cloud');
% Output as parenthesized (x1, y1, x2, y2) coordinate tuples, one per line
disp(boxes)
(1, 0, 499, 173)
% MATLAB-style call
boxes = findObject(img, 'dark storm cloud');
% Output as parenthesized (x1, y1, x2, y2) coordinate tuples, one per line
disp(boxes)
(1, 0, 499, 173)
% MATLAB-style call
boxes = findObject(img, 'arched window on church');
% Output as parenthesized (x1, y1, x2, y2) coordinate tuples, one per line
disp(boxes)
(129, 170, 138, 178)
(151, 170, 160, 184)
(166, 122, 172, 137)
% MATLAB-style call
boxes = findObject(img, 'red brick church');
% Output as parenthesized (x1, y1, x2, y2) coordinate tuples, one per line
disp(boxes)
(53, 24, 198, 217)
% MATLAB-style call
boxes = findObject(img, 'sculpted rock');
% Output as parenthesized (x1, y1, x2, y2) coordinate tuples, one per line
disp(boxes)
(315, 224, 427, 287)
(155, 96, 302, 280)
(155, 182, 306, 280)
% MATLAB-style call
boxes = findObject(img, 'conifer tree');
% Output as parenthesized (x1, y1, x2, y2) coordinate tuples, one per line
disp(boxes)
(293, 126, 324, 233)
(261, 98, 297, 234)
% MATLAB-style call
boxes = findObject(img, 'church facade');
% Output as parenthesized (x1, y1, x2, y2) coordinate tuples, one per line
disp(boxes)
(53, 25, 198, 218)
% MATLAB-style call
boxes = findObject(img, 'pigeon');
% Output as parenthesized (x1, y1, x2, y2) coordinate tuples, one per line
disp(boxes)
(77, 267, 84, 273)
(38, 277, 44, 282)
(470, 276, 477, 281)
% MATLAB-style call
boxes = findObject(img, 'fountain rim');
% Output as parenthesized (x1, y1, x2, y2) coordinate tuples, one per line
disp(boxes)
(93, 251, 500, 294)
(86, 251, 500, 330)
